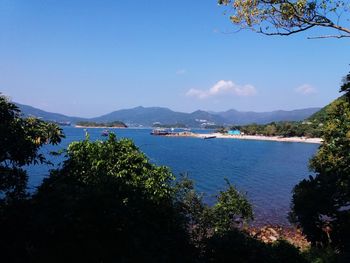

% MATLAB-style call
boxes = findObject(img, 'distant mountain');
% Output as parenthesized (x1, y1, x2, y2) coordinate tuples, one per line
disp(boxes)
(90, 106, 190, 127)
(15, 103, 86, 123)
(216, 108, 321, 125)
(15, 103, 321, 127)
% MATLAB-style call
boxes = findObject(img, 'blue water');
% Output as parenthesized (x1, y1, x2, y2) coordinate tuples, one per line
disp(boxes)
(28, 127, 319, 226)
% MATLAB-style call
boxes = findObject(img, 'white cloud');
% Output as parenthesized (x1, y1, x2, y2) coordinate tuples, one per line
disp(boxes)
(186, 80, 257, 99)
(295, 84, 317, 95)
(176, 69, 186, 75)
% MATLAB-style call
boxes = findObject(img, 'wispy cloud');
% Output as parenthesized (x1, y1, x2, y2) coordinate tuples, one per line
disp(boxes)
(295, 84, 317, 95)
(176, 69, 186, 75)
(186, 80, 257, 99)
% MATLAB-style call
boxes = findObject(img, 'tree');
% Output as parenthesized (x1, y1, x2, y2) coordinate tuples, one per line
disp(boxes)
(0, 95, 63, 203)
(0, 133, 194, 262)
(210, 180, 253, 233)
(0, 95, 64, 263)
(290, 80, 350, 257)
(341, 71, 350, 93)
(218, 0, 350, 38)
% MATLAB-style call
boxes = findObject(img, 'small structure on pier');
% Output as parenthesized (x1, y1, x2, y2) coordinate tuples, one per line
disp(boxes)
(228, 130, 241, 135)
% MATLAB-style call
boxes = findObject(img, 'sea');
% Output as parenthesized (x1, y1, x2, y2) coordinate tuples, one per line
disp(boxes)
(27, 127, 319, 226)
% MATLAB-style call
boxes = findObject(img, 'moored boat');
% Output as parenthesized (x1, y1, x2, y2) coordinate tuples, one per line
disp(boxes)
(150, 129, 170, 135)
(203, 135, 216, 140)
(101, 129, 109, 136)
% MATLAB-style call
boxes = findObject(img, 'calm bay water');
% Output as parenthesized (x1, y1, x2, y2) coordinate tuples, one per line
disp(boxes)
(28, 127, 319, 226)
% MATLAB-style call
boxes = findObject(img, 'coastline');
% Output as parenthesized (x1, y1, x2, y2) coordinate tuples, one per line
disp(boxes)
(75, 125, 127, 129)
(247, 225, 310, 250)
(167, 132, 323, 144)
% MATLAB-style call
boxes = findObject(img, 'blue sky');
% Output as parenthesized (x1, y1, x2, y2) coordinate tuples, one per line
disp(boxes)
(0, 0, 349, 117)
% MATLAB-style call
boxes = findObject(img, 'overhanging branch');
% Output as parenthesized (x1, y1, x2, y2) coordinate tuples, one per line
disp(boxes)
(307, 34, 350, 39)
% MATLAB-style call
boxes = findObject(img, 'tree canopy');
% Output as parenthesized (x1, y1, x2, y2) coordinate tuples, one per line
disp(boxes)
(218, 0, 350, 38)
(0, 95, 64, 202)
(290, 77, 350, 258)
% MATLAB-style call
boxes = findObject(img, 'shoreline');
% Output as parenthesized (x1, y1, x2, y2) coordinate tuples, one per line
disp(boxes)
(167, 132, 323, 144)
(247, 225, 310, 250)
(75, 125, 127, 129)
(73, 126, 322, 144)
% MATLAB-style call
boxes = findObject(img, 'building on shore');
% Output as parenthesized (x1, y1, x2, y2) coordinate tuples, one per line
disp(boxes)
(228, 130, 241, 135)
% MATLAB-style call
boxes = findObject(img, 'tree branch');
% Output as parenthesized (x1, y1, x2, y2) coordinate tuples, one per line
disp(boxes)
(307, 34, 350, 39)
(258, 24, 316, 36)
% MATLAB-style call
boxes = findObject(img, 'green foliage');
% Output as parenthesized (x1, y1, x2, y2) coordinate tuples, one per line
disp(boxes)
(211, 180, 253, 232)
(340, 72, 350, 94)
(1, 134, 193, 262)
(218, 1, 350, 38)
(231, 120, 323, 138)
(307, 95, 347, 125)
(302, 246, 339, 263)
(202, 230, 307, 263)
(55, 133, 174, 200)
(0, 95, 64, 202)
(291, 75, 350, 258)
(174, 175, 254, 248)
(76, 120, 127, 127)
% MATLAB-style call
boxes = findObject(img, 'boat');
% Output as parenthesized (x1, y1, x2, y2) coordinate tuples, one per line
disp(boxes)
(203, 135, 216, 140)
(101, 129, 110, 136)
(150, 129, 170, 135)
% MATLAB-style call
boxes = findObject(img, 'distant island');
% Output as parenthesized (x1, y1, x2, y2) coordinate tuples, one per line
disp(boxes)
(152, 123, 188, 128)
(75, 121, 127, 128)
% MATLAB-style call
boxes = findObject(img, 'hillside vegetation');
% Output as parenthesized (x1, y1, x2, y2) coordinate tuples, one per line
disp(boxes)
(307, 95, 347, 124)
(75, 121, 127, 128)
(228, 95, 345, 138)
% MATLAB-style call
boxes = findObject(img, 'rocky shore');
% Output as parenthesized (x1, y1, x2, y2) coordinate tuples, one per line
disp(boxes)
(247, 225, 310, 250)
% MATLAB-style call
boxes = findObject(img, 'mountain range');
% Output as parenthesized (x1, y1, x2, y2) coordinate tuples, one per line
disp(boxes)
(15, 103, 321, 127)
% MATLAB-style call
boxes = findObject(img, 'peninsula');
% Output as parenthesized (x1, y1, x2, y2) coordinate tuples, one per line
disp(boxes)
(75, 121, 127, 128)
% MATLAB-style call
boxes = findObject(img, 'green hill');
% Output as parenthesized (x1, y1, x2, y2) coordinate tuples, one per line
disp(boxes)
(228, 96, 345, 138)
(307, 95, 346, 124)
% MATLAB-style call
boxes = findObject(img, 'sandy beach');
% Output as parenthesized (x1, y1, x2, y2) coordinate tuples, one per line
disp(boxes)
(167, 132, 323, 144)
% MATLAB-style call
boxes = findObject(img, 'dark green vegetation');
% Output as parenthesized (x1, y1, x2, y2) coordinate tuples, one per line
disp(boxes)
(290, 78, 350, 261)
(0, 95, 64, 203)
(0, 95, 314, 263)
(226, 96, 347, 138)
(76, 120, 127, 128)
(229, 121, 322, 138)
(307, 95, 347, 124)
